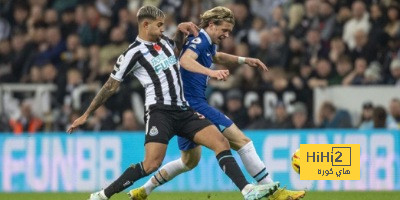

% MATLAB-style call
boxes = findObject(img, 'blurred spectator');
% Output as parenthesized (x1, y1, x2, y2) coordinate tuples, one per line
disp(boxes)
(308, 58, 332, 88)
(246, 101, 271, 130)
(289, 102, 314, 129)
(99, 26, 129, 76)
(225, 89, 248, 129)
(343, 1, 371, 50)
(232, 2, 253, 36)
(34, 26, 66, 67)
(270, 101, 291, 129)
(8, 100, 43, 135)
(117, 109, 143, 131)
(86, 105, 117, 131)
(10, 30, 29, 81)
(286, 36, 305, 72)
(12, 2, 29, 32)
(270, 6, 287, 29)
(264, 27, 288, 68)
(350, 29, 376, 62)
(60, 7, 78, 38)
(0, 16, 11, 40)
(387, 58, 400, 85)
(318, 101, 352, 128)
(361, 106, 399, 129)
(293, 0, 320, 38)
(358, 102, 374, 128)
(0, 39, 15, 82)
(330, 55, 353, 85)
(305, 29, 328, 66)
(389, 98, 400, 128)
(318, 0, 335, 41)
(329, 37, 348, 64)
(288, 4, 304, 35)
(364, 61, 382, 84)
(384, 5, 400, 38)
(237, 65, 260, 91)
(343, 57, 368, 85)
(78, 5, 101, 46)
(44, 9, 58, 26)
(331, 5, 352, 38)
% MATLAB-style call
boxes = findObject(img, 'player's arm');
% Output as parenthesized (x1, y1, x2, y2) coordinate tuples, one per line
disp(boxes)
(172, 22, 199, 54)
(180, 49, 229, 81)
(213, 52, 269, 71)
(67, 77, 120, 134)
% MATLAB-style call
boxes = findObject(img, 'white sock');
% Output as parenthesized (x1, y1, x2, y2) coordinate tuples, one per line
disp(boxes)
(99, 190, 108, 200)
(143, 158, 190, 195)
(237, 141, 273, 184)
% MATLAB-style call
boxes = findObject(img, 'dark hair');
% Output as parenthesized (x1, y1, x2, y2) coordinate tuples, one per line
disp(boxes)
(373, 106, 386, 128)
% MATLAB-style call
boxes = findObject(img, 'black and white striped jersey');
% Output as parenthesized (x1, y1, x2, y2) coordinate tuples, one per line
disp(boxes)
(110, 36, 187, 106)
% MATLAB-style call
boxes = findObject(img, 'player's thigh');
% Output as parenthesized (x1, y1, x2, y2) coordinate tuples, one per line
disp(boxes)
(192, 103, 233, 133)
(144, 109, 174, 145)
(180, 145, 202, 169)
(143, 142, 168, 173)
(192, 125, 230, 154)
(222, 124, 251, 151)
(177, 109, 229, 154)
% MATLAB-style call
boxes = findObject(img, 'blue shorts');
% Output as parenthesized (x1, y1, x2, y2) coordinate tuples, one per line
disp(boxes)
(178, 99, 233, 151)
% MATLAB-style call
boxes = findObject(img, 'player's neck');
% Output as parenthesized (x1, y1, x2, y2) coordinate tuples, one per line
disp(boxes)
(138, 31, 157, 43)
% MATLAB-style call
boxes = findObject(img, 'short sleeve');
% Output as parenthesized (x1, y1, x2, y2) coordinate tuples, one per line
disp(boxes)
(110, 47, 140, 81)
(185, 36, 206, 56)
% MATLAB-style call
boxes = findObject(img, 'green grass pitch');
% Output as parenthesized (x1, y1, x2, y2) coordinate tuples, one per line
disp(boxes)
(0, 191, 399, 200)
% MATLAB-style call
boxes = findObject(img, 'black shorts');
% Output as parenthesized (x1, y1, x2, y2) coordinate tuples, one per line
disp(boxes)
(143, 104, 213, 144)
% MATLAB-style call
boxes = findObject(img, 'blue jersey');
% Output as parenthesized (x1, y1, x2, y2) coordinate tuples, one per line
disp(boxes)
(180, 29, 217, 99)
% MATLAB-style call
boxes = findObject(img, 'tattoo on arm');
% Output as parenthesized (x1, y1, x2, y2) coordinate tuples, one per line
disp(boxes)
(173, 30, 185, 51)
(84, 77, 120, 116)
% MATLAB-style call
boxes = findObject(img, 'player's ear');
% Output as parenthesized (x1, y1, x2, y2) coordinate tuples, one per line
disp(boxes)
(143, 20, 150, 30)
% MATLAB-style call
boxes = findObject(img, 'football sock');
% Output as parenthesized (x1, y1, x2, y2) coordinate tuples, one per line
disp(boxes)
(104, 162, 147, 198)
(238, 141, 273, 184)
(216, 150, 248, 191)
(143, 158, 190, 195)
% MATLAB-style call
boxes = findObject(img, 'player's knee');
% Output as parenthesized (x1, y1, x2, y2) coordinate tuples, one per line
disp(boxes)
(240, 137, 251, 147)
(182, 156, 200, 170)
(143, 160, 162, 174)
(215, 136, 230, 151)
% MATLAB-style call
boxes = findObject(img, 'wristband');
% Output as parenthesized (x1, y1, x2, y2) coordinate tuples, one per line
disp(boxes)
(238, 56, 246, 64)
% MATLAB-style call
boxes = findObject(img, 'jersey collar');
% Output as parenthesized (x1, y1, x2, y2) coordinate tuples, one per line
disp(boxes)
(136, 36, 157, 45)
(200, 29, 212, 44)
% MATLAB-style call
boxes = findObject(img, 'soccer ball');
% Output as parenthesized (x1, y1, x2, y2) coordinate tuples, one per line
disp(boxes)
(291, 149, 300, 174)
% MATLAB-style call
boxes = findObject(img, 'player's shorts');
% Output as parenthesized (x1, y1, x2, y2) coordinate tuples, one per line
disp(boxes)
(177, 98, 234, 151)
(144, 104, 213, 145)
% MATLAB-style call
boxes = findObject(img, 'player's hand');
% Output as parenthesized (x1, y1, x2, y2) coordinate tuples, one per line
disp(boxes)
(177, 22, 199, 36)
(245, 57, 269, 71)
(66, 115, 88, 134)
(209, 70, 229, 81)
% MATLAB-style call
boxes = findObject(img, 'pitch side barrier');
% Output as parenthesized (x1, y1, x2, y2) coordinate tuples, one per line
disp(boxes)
(0, 129, 399, 192)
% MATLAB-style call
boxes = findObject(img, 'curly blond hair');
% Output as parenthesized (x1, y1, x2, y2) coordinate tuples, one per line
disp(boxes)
(199, 6, 235, 28)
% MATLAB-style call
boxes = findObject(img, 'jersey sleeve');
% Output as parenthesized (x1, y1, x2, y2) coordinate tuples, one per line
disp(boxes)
(110, 47, 140, 81)
(185, 36, 207, 56)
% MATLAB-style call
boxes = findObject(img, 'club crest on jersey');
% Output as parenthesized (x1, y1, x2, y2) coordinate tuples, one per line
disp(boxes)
(149, 126, 159, 136)
(192, 37, 202, 44)
(151, 54, 177, 74)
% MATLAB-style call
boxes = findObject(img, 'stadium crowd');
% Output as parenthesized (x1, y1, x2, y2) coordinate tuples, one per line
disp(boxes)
(0, 0, 399, 134)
